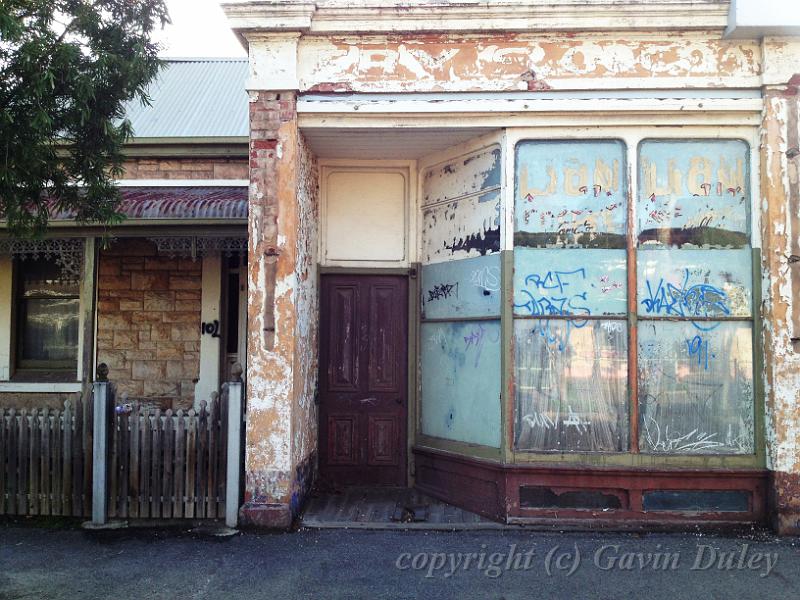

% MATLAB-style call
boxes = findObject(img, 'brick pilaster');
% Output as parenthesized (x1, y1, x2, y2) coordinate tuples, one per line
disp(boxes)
(240, 91, 302, 528)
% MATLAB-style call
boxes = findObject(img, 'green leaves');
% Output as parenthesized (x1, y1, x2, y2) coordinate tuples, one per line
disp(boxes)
(0, 0, 170, 235)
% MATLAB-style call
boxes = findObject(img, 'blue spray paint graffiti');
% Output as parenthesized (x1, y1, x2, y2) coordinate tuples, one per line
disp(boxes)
(642, 268, 730, 320)
(686, 334, 716, 370)
(514, 268, 592, 351)
(463, 323, 502, 368)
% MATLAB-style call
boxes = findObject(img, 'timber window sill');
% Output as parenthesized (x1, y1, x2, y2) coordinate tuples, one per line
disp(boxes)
(0, 381, 82, 393)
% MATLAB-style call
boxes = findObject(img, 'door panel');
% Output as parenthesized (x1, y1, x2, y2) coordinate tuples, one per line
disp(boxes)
(368, 415, 399, 466)
(368, 284, 400, 390)
(327, 415, 359, 465)
(328, 285, 360, 391)
(320, 275, 408, 487)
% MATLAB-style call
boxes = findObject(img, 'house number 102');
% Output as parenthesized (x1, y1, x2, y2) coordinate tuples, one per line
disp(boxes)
(201, 320, 221, 338)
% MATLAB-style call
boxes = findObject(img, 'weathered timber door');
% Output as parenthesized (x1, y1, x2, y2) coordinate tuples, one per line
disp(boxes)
(319, 275, 408, 487)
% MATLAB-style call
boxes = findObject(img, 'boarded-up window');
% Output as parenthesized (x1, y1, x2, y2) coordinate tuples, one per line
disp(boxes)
(419, 146, 503, 448)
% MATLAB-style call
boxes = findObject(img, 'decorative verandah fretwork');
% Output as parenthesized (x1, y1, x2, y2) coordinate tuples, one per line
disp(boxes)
(147, 236, 247, 260)
(0, 237, 85, 280)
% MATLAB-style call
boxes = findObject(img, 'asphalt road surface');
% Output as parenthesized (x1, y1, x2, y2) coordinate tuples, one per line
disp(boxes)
(1, 522, 798, 599)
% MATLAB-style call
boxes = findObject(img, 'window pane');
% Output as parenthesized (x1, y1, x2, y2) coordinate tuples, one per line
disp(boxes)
(638, 248, 752, 318)
(638, 321, 754, 455)
(420, 320, 502, 448)
(20, 259, 79, 297)
(20, 298, 80, 363)
(515, 140, 627, 248)
(515, 319, 628, 452)
(637, 139, 750, 248)
(514, 248, 627, 317)
(421, 254, 501, 319)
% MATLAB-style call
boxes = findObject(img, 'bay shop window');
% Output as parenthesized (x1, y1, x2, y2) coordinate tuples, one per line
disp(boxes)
(418, 136, 757, 458)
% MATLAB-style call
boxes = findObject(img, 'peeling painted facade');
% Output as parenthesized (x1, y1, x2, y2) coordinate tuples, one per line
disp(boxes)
(224, 0, 800, 533)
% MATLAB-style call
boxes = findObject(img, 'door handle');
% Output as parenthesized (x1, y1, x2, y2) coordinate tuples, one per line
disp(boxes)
(359, 397, 377, 405)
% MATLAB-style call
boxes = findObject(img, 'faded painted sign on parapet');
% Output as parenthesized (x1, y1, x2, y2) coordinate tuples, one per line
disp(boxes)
(422, 146, 502, 264)
(514, 247, 627, 317)
(421, 254, 501, 319)
(638, 248, 752, 319)
(638, 139, 750, 248)
(420, 320, 501, 448)
(515, 140, 627, 249)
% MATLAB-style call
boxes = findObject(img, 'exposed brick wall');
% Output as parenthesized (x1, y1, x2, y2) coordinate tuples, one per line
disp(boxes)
(122, 158, 247, 180)
(96, 239, 202, 409)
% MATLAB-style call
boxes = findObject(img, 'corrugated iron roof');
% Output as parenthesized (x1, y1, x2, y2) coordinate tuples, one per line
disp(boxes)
(123, 58, 249, 139)
(50, 187, 248, 221)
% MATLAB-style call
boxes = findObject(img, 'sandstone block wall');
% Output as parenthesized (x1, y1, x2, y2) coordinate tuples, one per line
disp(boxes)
(96, 239, 202, 409)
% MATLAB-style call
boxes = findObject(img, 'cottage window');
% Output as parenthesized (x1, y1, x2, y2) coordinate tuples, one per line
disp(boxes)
(15, 258, 80, 373)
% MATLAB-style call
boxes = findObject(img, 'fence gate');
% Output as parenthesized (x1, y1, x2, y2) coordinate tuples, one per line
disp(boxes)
(107, 395, 229, 520)
(93, 363, 245, 527)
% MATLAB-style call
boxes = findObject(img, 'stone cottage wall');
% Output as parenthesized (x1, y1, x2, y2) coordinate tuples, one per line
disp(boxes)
(96, 238, 202, 409)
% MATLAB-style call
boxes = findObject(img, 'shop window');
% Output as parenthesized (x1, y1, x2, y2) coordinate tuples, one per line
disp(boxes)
(513, 138, 755, 455)
(636, 139, 754, 455)
(514, 140, 629, 452)
(15, 258, 80, 373)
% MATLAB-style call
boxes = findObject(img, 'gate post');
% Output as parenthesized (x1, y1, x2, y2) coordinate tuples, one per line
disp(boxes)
(226, 363, 244, 528)
(91, 363, 110, 526)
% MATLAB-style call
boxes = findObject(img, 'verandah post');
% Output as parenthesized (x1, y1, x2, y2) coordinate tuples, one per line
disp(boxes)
(91, 363, 110, 525)
(225, 363, 244, 529)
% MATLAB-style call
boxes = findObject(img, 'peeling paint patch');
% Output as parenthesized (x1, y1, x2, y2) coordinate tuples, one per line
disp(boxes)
(422, 145, 502, 264)
(298, 36, 762, 92)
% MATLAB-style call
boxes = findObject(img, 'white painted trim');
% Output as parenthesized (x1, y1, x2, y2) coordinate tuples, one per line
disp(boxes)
(195, 254, 222, 407)
(302, 91, 764, 103)
(319, 160, 416, 268)
(223, 1, 729, 35)
(502, 131, 515, 253)
(299, 112, 764, 131)
(0, 382, 82, 393)
(77, 238, 94, 382)
(246, 32, 302, 91)
(0, 256, 12, 381)
(298, 98, 765, 115)
(115, 179, 249, 187)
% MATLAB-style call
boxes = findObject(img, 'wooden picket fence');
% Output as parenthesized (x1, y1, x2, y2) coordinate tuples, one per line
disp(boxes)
(106, 391, 230, 520)
(1, 372, 243, 524)
(0, 394, 93, 517)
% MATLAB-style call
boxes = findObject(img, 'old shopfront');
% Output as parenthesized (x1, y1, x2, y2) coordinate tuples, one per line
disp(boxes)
(221, 0, 800, 533)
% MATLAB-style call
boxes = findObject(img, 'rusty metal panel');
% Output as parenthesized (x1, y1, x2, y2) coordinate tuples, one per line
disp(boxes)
(515, 140, 627, 248)
(638, 320, 755, 455)
(514, 319, 629, 452)
(514, 247, 627, 317)
(637, 139, 750, 248)
(420, 320, 501, 448)
(421, 254, 501, 319)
